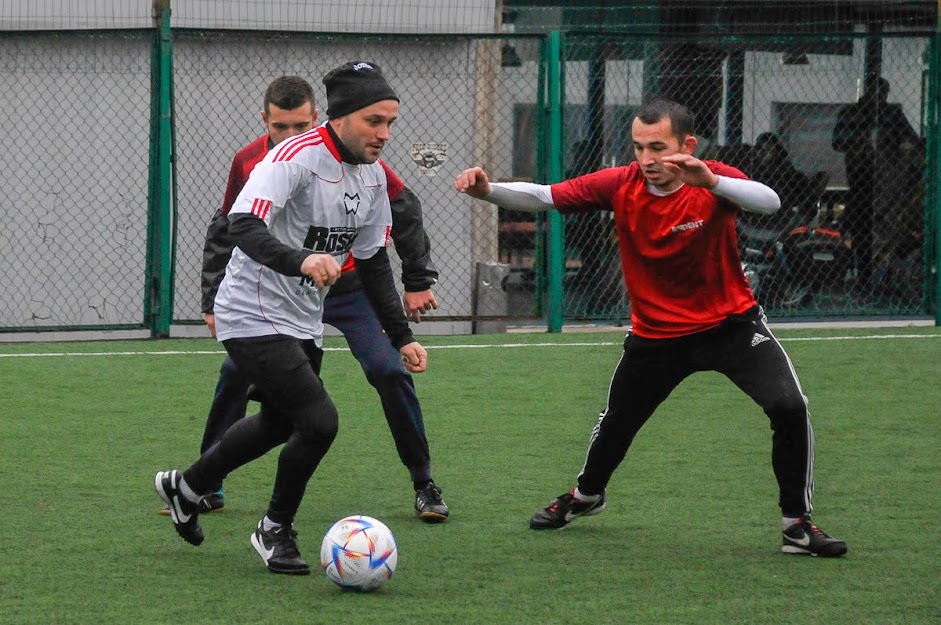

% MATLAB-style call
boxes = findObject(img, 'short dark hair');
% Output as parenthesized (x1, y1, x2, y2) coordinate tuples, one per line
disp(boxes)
(263, 76, 315, 114)
(634, 98, 696, 139)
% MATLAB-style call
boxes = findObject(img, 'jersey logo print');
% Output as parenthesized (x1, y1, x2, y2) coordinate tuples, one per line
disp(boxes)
(303, 226, 358, 254)
(344, 192, 361, 215)
(671, 220, 704, 233)
(251, 198, 271, 220)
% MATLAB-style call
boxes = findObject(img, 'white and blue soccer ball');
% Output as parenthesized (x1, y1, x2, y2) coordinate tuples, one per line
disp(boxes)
(320, 515, 398, 591)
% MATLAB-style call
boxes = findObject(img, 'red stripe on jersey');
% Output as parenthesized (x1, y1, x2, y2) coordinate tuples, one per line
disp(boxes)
(279, 136, 325, 163)
(251, 198, 271, 220)
(272, 128, 324, 163)
(274, 136, 324, 163)
(383, 225, 392, 247)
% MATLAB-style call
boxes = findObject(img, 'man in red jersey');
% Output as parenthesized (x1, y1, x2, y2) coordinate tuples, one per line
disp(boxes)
(169, 74, 448, 529)
(454, 98, 846, 557)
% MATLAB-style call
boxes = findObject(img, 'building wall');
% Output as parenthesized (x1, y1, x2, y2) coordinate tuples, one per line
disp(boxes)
(0, 32, 152, 328)
(0, 0, 496, 34)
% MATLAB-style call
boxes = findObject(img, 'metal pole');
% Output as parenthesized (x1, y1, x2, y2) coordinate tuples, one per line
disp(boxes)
(470, 36, 501, 267)
(931, 5, 941, 325)
(147, 0, 174, 337)
(546, 31, 564, 333)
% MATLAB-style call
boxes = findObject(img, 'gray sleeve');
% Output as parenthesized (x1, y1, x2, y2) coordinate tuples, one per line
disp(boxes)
(713, 176, 781, 215)
(485, 182, 556, 212)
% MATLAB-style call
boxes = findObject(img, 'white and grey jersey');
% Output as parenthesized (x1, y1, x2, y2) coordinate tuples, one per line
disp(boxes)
(214, 126, 393, 344)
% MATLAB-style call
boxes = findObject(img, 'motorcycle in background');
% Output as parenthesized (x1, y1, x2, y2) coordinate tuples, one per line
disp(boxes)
(739, 172, 853, 308)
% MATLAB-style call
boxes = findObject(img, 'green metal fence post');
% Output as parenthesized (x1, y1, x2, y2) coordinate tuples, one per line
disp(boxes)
(545, 31, 564, 333)
(146, 0, 175, 337)
(932, 13, 941, 325)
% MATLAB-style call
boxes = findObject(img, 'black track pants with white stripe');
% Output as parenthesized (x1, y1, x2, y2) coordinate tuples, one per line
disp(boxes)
(576, 312, 815, 517)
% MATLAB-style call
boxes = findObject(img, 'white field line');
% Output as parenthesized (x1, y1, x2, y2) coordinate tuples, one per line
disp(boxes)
(0, 333, 938, 358)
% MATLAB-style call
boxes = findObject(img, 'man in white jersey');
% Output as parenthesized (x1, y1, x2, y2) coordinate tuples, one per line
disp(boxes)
(167, 75, 447, 522)
(156, 62, 427, 575)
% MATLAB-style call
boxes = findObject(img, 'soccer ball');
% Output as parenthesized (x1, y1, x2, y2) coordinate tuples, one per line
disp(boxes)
(320, 515, 398, 591)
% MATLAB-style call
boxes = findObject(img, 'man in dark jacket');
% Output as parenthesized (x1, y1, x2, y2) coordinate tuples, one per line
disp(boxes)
(167, 74, 448, 523)
(832, 77, 920, 290)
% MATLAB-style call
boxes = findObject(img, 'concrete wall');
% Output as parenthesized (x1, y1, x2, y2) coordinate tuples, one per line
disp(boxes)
(0, 32, 152, 329)
(0, 0, 496, 34)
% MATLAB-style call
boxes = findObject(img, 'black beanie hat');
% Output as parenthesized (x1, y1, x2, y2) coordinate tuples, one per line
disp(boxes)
(323, 61, 399, 119)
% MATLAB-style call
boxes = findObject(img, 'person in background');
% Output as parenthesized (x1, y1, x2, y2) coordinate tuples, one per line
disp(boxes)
(748, 132, 812, 229)
(832, 77, 919, 291)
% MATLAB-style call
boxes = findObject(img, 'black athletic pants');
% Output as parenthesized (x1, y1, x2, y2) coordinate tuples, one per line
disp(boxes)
(184, 335, 337, 525)
(197, 287, 432, 492)
(576, 308, 815, 517)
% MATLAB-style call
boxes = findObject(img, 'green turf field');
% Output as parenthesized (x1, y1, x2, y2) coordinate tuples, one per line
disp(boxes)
(1, 327, 939, 624)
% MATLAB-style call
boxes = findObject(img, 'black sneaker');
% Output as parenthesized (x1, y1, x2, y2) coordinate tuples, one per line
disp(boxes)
(782, 514, 848, 557)
(415, 482, 449, 522)
(250, 520, 311, 575)
(154, 470, 204, 546)
(158, 490, 224, 516)
(530, 489, 607, 530)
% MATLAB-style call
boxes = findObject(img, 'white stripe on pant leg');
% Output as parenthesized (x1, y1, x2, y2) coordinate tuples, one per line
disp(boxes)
(577, 350, 625, 482)
(761, 316, 815, 514)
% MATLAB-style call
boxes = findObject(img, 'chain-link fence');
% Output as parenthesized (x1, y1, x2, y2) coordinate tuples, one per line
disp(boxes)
(172, 31, 542, 333)
(1, 6, 938, 336)
(561, 33, 934, 322)
(0, 31, 152, 331)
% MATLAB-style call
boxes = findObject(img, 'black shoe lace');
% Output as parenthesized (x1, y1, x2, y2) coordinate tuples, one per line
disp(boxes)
(271, 526, 301, 558)
(419, 483, 443, 505)
(547, 492, 575, 514)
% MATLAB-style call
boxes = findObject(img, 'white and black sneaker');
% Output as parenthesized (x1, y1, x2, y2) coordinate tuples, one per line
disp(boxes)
(782, 514, 848, 557)
(159, 489, 224, 516)
(415, 482, 449, 522)
(250, 520, 311, 575)
(155, 470, 204, 546)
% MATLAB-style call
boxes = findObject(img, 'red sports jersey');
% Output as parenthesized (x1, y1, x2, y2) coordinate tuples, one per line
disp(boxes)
(550, 161, 756, 339)
(219, 132, 405, 273)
